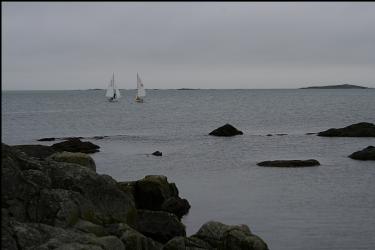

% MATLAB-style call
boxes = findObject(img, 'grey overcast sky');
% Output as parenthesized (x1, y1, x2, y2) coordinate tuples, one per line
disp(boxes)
(2, 2, 375, 90)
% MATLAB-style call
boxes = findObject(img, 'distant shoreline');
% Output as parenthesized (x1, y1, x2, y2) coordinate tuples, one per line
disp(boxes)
(2, 86, 374, 91)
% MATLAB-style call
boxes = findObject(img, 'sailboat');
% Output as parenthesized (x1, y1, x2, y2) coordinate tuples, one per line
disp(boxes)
(135, 73, 146, 103)
(105, 73, 121, 102)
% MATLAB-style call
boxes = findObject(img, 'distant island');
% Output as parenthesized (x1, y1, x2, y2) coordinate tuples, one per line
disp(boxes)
(301, 84, 368, 89)
(177, 88, 199, 90)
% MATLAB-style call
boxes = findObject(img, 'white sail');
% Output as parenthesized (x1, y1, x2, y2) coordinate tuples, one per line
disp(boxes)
(105, 79, 114, 98)
(137, 73, 146, 97)
(115, 88, 121, 98)
(105, 73, 121, 101)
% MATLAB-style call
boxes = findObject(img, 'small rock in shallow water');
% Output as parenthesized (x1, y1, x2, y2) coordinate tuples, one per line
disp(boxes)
(257, 159, 320, 167)
(152, 151, 162, 156)
(349, 146, 375, 161)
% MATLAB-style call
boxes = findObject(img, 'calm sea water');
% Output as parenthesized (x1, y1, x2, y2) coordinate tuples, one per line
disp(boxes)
(2, 89, 375, 250)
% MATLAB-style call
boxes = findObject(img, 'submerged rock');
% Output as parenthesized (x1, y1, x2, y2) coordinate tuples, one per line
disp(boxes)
(317, 122, 375, 137)
(209, 123, 243, 137)
(51, 138, 100, 153)
(349, 146, 375, 161)
(257, 159, 320, 167)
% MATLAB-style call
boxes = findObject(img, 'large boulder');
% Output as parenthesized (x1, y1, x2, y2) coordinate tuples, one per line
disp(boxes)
(106, 223, 162, 250)
(12, 144, 56, 159)
(9, 220, 123, 250)
(349, 146, 375, 161)
(161, 197, 191, 219)
(209, 123, 243, 137)
(132, 175, 190, 219)
(45, 162, 137, 226)
(51, 138, 100, 153)
(74, 219, 107, 237)
(48, 151, 96, 172)
(193, 221, 269, 250)
(257, 159, 320, 167)
(136, 209, 186, 244)
(2, 143, 136, 228)
(317, 122, 375, 137)
(163, 236, 213, 250)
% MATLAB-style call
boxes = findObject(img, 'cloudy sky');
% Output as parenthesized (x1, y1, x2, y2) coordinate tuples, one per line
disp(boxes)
(2, 2, 375, 90)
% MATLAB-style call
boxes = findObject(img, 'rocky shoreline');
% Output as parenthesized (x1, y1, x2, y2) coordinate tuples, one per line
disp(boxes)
(3, 122, 374, 249)
(1, 143, 269, 250)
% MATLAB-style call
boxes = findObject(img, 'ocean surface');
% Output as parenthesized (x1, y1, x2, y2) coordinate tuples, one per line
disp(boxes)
(2, 89, 375, 250)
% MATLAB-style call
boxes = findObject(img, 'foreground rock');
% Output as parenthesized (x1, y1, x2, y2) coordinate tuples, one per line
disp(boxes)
(125, 175, 191, 219)
(12, 144, 56, 159)
(257, 159, 320, 167)
(51, 138, 100, 153)
(3, 144, 136, 226)
(47, 151, 97, 171)
(317, 122, 375, 137)
(136, 210, 186, 243)
(209, 123, 243, 137)
(188, 221, 269, 250)
(349, 146, 375, 161)
(2, 143, 268, 249)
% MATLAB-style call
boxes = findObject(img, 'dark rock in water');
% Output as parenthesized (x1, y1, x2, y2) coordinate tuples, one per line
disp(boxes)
(37, 137, 56, 141)
(51, 138, 100, 153)
(306, 132, 317, 135)
(317, 122, 375, 137)
(349, 146, 375, 161)
(152, 151, 162, 156)
(133, 175, 190, 219)
(257, 159, 320, 167)
(209, 123, 243, 137)
(12, 145, 56, 159)
(276, 133, 288, 136)
(136, 210, 186, 243)
(266, 134, 273, 136)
